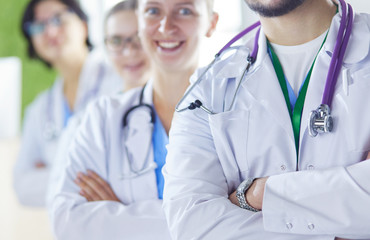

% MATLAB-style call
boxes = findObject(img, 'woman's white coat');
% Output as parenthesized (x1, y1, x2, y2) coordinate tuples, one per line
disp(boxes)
(13, 50, 122, 207)
(50, 80, 171, 240)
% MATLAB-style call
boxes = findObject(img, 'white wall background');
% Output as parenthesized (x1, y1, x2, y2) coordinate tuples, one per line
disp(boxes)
(346, 0, 370, 13)
(0, 57, 21, 139)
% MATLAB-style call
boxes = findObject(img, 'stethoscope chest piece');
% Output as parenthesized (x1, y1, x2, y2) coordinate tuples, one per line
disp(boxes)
(43, 122, 59, 141)
(308, 104, 333, 137)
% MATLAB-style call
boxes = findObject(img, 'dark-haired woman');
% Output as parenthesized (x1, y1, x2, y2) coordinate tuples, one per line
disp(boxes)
(13, 0, 122, 207)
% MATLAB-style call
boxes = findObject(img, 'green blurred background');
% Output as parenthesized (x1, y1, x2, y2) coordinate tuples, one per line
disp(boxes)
(0, 0, 56, 120)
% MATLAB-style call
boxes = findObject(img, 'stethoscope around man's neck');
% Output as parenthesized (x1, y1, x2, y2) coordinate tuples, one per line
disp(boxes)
(175, 0, 353, 138)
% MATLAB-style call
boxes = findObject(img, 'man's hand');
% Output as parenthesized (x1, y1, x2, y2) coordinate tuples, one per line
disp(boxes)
(74, 170, 120, 202)
(229, 190, 239, 206)
(229, 177, 268, 210)
(246, 177, 268, 210)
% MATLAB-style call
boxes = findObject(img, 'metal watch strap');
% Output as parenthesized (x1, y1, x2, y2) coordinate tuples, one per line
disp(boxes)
(236, 178, 260, 212)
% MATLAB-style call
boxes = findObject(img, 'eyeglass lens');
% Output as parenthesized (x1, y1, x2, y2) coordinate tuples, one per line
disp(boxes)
(25, 10, 71, 36)
(105, 34, 141, 52)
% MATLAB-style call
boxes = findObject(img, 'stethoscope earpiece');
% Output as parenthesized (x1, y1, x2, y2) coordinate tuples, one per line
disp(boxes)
(308, 104, 333, 137)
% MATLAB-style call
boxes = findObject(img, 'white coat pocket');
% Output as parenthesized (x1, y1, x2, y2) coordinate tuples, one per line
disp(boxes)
(209, 110, 250, 182)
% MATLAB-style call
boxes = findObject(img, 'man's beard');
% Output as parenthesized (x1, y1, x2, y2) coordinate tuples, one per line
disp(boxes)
(245, 0, 306, 17)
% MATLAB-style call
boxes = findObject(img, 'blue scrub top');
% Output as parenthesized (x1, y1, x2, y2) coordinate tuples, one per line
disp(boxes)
(151, 111, 168, 199)
(62, 96, 73, 128)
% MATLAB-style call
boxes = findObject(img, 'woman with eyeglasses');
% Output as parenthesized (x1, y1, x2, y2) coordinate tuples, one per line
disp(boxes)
(104, 1, 150, 91)
(46, 0, 151, 207)
(49, 0, 218, 239)
(13, 0, 122, 207)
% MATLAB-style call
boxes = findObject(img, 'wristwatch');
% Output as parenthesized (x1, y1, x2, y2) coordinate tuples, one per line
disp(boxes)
(236, 178, 260, 212)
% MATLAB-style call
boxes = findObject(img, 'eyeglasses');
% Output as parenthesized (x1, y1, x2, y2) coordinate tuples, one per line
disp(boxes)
(24, 9, 73, 36)
(105, 34, 141, 53)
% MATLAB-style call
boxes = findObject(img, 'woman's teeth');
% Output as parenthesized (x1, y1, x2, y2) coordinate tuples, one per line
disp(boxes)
(158, 41, 180, 49)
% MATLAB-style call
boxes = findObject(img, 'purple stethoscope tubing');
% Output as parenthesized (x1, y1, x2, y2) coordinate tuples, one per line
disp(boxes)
(175, 21, 261, 113)
(175, 0, 353, 118)
(322, 0, 353, 107)
(308, 0, 353, 137)
(216, 21, 261, 59)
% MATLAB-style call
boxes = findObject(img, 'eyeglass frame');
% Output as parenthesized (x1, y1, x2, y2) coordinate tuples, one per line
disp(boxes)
(104, 33, 142, 53)
(23, 8, 74, 37)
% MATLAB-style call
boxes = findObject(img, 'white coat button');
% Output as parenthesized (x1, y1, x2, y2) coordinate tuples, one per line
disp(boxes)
(308, 165, 315, 170)
(308, 223, 315, 230)
(280, 165, 286, 171)
(286, 222, 293, 230)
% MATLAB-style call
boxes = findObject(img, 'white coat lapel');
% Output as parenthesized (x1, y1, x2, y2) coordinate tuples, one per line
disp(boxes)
(214, 46, 252, 80)
(122, 81, 158, 201)
(123, 112, 154, 172)
(216, 29, 295, 142)
(74, 52, 100, 112)
(51, 78, 65, 138)
(324, 2, 370, 65)
(123, 81, 155, 175)
(208, 32, 296, 188)
(42, 78, 64, 161)
(243, 32, 295, 143)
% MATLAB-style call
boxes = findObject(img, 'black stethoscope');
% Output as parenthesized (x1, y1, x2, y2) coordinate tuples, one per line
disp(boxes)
(175, 0, 353, 138)
(122, 83, 155, 128)
(119, 83, 158, 179)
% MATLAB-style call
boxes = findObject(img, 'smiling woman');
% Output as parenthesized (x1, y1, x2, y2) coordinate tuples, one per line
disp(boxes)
(49, 0, 218, 239)
(13, 0, 122, 208)
(22, 0, 92, 67)
(138, 0, 217, 73)
(104, 0, 150, 90)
